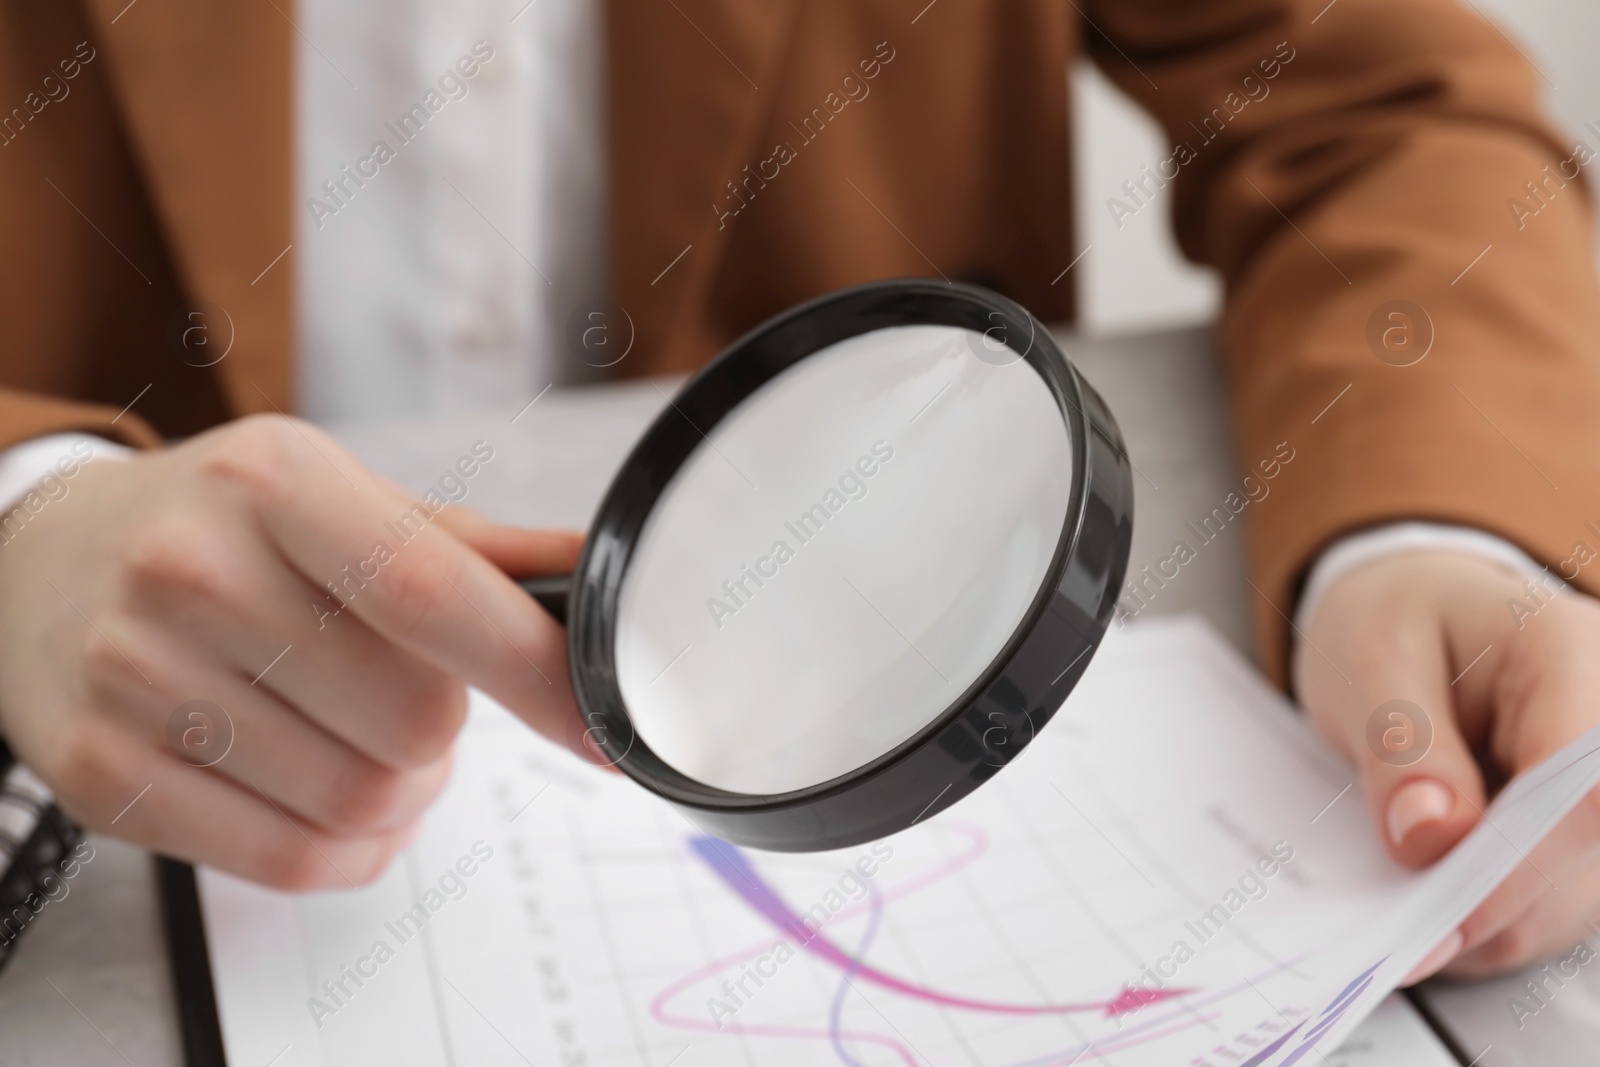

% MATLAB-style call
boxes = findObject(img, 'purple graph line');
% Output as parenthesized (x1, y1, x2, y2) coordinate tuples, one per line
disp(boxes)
(646, 824, 1233, 1065)
(690, 835, 1194, 1019)
(828, 872, 884, 1067)
(646, 825, 998, 1066)
(1256, 958, 1386, 1067)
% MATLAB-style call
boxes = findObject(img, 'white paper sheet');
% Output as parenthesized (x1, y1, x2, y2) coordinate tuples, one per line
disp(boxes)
(200, 616, 1600, 1066)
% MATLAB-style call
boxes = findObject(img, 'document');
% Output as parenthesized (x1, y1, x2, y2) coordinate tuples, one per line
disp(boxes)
(198, 616, 1600, 1066)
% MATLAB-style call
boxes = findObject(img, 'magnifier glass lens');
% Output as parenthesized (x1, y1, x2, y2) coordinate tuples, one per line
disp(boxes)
(614, 324, 1074, 795)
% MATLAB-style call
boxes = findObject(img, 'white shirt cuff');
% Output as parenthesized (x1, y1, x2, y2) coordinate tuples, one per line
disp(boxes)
(1295, 521, 1556, 632)
(0, 434, 132, 526)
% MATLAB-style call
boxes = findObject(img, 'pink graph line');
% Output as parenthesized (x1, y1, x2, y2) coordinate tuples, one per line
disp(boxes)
(648, 820, 1195, 1065)
(647, 824, 997, 1064)
(648, 821, 993, 1035)
(692, 833, 1190, 1017)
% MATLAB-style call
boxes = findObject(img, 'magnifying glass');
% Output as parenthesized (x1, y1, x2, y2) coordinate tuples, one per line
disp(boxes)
(518, 280, 1132, 851)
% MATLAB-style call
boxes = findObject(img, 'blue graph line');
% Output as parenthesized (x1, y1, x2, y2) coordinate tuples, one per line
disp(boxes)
(829, 872, 885, 1067)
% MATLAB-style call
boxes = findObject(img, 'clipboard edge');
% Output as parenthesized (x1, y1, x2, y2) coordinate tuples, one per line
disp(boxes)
(158, 856, 229, 1067)
(1402, 987, 1474, 1065)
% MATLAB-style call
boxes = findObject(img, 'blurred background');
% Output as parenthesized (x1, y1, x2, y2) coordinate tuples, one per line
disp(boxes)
(1074, 0, 1600, 336)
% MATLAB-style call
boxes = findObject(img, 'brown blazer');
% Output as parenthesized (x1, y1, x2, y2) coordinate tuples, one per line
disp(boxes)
(3, 0, 1599, 680)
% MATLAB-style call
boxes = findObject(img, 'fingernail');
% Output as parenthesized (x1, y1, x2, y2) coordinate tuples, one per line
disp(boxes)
(1402, 928, 1463, 985)
(1386, 779, 1454, 847)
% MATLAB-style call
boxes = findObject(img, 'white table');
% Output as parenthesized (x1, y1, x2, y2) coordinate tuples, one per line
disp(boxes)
(0, 324, 1576, 1064)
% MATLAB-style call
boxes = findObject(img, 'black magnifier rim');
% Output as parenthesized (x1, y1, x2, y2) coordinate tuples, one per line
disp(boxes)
(566, 278, 1132, 850)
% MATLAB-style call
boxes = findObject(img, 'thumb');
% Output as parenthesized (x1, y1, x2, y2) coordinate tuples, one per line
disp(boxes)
(430, 506, 584, 579)
(1300, 626, 1487, 868)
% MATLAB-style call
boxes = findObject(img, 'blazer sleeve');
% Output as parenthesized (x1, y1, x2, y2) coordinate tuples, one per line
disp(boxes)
(1082, 0, 1600, 681)
(0, 4, 219, 455)
(0, 389, 161, 452)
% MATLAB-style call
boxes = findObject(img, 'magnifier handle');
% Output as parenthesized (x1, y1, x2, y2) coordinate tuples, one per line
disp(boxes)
(518, 573, 571, 625)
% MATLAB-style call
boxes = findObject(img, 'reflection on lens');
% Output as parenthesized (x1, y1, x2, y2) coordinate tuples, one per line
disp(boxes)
(615, 325, 1074, 795)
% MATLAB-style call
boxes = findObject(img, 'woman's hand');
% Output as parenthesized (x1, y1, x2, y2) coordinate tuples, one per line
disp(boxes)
(0, 416, 583, 891)
(1296, 548, 1600, 979)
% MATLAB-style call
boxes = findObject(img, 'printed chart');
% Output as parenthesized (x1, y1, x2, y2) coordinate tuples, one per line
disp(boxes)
(199, 618, 1577, 1067)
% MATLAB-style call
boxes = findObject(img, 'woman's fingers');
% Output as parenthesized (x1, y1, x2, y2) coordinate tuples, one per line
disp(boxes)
(1296, 556, 1488, 868)
(1446, 851, 1600, 979)
(1301, 553, 1600, 979)
(86, 638, 454, 837)
(115, 500, 475, 773)
(43, 715, 412, 892)
(424, 503, 584, 579)
(230, 421, 583, 751)
(1444, 594, 1600, 971)
(0, 416, 589, 894)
